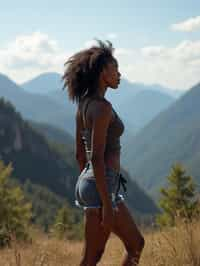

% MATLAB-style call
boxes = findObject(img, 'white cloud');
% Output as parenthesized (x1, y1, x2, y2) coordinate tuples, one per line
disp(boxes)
(119, 39, 200, 90)
(141, 40, 200, 62)
(84, 39, 98, 48)
(115, 48, 135, 56)
(106, 33, 118, 40)
(0, 32, 71, 83)
(1, 32, 200, 90)
(1, 32, 61, 69)
(171, 16, 200, 32)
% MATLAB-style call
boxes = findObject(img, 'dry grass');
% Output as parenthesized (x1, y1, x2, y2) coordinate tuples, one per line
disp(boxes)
(0, 220, 200, 266)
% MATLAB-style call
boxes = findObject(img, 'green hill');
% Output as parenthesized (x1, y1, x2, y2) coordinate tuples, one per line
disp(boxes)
(122, 82, 200, 199)
(118, 89, 174, 133)
(0, 73, 75, 136)
(0, 97, 158, 219)
(0, 97, 78, 202)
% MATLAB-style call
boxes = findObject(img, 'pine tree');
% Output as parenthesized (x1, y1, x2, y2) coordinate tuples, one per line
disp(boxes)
(52, 204, 84, 240)
(52, 204, 74, 239)
(156, 163, 199, 227)
(0, 160, 32, 247)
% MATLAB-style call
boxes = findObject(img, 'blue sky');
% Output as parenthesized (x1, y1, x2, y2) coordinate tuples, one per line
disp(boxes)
(1, 0, 200, 90)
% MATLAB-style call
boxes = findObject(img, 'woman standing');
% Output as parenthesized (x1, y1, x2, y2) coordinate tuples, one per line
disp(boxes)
(63, 40, 144, 266)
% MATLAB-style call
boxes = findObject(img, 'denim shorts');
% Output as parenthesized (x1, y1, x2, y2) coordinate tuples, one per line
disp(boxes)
(75, 162, 125, 210)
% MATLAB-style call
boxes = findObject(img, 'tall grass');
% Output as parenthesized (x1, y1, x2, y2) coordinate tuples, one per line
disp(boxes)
(0, 220, 200, 266)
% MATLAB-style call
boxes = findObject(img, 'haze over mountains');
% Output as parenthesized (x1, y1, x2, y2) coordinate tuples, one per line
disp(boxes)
(1, 70, 195, 203)
(0, 73, 75, 136)
(22, 72, 63, 94)
(0, 72, 180, 150)
(20, 72, 180, 135)
(21, 72, 183, 99)
(118, 89, 174, 133)
(122, 82, 200, 199)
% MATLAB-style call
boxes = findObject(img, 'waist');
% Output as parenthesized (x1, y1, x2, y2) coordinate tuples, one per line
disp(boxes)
(105, 140, 121, 154)
(84, 161, 120, 179)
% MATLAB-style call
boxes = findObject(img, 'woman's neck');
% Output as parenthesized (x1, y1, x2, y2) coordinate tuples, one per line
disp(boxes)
(97, 78, 107, 98)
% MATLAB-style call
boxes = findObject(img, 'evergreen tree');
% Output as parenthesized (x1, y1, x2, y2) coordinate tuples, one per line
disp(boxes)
(52, 204, 74, 239)
(0, 160, 32, 247)
(156, 163, 199, 227)
(52, 203, 84, 241)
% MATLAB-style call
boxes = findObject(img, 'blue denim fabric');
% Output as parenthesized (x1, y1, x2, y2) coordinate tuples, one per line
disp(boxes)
(75, 162, 125, 210)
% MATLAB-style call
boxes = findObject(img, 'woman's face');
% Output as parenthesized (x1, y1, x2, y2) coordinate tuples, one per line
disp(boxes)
(102, 59, 121, 89)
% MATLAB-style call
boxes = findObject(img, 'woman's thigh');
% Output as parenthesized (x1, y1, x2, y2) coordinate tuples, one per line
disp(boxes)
(112, 201, 144, 250)
(82, 208, 111, 259)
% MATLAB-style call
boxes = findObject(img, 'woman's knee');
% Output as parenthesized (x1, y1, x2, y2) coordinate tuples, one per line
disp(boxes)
(135, 233, 145, 252)
(127, 234, 145, 255)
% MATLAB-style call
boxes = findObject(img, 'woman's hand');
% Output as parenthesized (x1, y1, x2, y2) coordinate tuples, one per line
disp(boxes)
(101, 203, 115, 230)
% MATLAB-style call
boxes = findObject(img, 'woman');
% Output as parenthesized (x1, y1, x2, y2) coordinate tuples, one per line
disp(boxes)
(62, 40, 144, 266)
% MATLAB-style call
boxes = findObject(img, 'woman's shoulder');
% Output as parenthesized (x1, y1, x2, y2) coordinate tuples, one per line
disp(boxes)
(83, 96, 112, 121)
(92, 97, 112, 114)
(82, 95, 112, 108)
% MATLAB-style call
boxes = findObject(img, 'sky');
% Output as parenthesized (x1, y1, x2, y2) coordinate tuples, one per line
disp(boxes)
(1, 0, 200, 90)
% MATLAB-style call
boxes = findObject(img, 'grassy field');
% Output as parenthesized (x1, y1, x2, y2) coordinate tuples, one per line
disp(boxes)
(0, 220, 200, 266)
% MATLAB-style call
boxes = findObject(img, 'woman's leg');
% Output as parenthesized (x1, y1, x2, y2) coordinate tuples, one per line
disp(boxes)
(112, 201, 145, 266)
(80, 207, 111, 266)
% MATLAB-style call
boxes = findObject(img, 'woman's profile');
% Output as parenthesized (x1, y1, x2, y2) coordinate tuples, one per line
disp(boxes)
(62, 40, 144, 266)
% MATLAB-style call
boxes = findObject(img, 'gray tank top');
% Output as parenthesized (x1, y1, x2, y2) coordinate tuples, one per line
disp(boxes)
(79, 96, 124, 160)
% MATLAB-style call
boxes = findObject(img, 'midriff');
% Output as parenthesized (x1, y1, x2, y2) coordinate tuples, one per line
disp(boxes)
(104, 150, 121, 173)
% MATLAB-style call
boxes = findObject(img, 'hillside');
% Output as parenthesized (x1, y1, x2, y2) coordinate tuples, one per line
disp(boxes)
(118, 89, 174, 132)
(0, 73, 75, 135)
(0, 98, 158, 217)
(22, 72, 62, 94)
(0, 98, 78, 201)
(29, 120, 76, 169)
(29, 120, 74, 151)
(122, 82, 200, 198)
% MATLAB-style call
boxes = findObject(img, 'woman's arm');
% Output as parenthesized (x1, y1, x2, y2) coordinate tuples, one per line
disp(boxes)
(75, 109, 87, 172)
(90, 100, 113, 208)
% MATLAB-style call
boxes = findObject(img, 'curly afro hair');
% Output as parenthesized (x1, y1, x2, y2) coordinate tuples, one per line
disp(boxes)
(62, 39, 116, 103)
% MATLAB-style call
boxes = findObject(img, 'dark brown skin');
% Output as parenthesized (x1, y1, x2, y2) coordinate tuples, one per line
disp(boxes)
(76, 60, 144, 266)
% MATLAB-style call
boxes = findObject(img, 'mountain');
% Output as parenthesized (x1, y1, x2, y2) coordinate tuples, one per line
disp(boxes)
(0, 73, 75, 136)
(122, 82, 200, 198)
(20, 72, 177, 142)
(21, 72, 63, 94)
(0, 98, 78, 203)
(29, 120, 74, 150)
(21, 72, 76, 119)
(29, 120, 76, 168)
(21, 71, 179, 106)
(0, 98, 158, 217)
(146, 84, 185, 98)
(118, 90, 174, 133)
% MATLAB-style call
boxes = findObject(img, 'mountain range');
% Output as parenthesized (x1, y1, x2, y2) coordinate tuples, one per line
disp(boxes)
(21, 71, 180, 136)
(0, 73, 75, 136)
(122, 82, 200, 199)
(0, 97, 158, 217)
(2, 70, 195, 203)
(118, 89, 174, 133)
